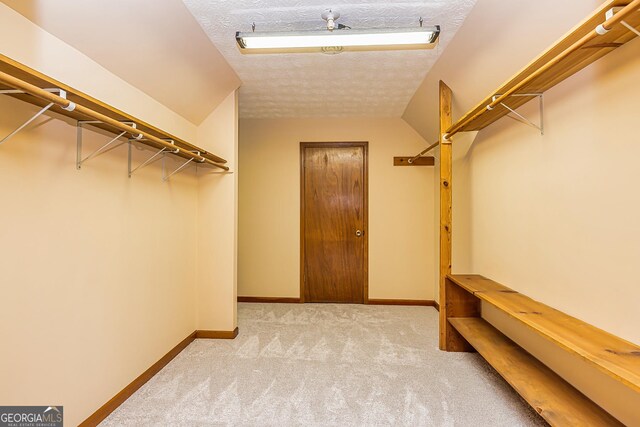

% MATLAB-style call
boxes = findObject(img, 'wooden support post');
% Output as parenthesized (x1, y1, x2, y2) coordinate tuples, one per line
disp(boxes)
(438, 81, 456, 351)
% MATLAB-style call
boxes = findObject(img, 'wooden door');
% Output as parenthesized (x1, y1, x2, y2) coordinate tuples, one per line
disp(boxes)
(301, 142, 368, 303)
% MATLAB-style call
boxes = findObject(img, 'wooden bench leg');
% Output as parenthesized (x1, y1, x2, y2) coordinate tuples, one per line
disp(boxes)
(440, 277, 480, 352)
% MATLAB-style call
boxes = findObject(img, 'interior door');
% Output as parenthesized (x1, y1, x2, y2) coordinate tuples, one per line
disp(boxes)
(301, 142, 368, 303)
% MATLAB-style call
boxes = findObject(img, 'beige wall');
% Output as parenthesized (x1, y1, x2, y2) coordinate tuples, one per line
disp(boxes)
(197, 91, 239, 331)
(0, 4, 237, 425)
(239, 118, 436, 301)
(403, 0, 640, 424)
(0, 93, 199, 426)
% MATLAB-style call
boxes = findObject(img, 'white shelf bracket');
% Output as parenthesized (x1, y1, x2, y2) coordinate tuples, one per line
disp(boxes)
(76, 120, 138, 170)
(488, 93, 544, 135)
(162, 151, 202, 182)
(0, 88, 68, 145)
(128, 139, 178, 178)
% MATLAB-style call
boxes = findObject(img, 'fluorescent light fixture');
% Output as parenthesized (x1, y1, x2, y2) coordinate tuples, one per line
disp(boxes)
(236, 26, 440, 54)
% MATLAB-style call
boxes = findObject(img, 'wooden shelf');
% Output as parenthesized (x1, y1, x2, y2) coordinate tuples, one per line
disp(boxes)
(447, 0, 640, 136)
(0, 54, 227, 166)
(449, 317, 623, 426)
(448, 275, 640, 394)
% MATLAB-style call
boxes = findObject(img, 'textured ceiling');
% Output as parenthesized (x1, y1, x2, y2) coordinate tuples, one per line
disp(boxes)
(183, 0, 477, 119)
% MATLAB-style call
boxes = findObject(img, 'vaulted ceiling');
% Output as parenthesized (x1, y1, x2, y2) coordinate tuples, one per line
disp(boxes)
(183, 0, 477, 119)
(4, 0, 477, 121)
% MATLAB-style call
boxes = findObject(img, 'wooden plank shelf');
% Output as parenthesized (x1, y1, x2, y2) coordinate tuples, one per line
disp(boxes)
(448, 275, 640, 394)
(449, 317, 623, 426)
(446, 0, 640, 137)
(0, 54, 227, 166)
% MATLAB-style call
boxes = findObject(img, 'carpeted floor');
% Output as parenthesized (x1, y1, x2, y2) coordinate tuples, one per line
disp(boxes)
(101, 303, 547, 426)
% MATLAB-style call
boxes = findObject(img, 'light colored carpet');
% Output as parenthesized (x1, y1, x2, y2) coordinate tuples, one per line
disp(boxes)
(101, 303, 547, 426)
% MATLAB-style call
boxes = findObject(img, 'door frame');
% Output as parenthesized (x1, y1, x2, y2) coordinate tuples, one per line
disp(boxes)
(299, 141, 369, 304)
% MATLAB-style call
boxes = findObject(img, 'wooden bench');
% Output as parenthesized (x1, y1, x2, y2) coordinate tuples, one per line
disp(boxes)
(444, 274, 640, 426)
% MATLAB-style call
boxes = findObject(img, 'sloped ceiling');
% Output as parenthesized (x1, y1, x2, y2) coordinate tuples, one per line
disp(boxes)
(3, 0, 241, 124)
(4, 0, 479, 121)
(183, 0, 477, 119)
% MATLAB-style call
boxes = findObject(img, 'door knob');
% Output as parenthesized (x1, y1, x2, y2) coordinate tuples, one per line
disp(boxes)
(355, 230, 363, 237)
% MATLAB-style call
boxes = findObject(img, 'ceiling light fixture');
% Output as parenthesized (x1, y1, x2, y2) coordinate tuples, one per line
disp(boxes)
(236, 10, 440, 54)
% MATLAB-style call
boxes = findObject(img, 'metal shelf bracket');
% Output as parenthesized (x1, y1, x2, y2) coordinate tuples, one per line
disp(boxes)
(162, 151, 203, 182)
(76, 120, 140, 170)
(621, 20, 640, 37)
(128, 139, 178, 178)
(0, 88, 71, 145)
(488, 93, 544, 135)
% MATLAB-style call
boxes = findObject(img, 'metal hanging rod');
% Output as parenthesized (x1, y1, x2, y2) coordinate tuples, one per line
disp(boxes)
(443, 0, 640, 141)
(408, 140, 440, 164)
(0, 71, 229, 171)
(0, 88, 74, 145)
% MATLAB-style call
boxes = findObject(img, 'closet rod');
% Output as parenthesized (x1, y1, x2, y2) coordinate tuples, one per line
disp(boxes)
(408, 140, 439, 164)
(444, 0, 640, 140)
(0, 71, 229, 171)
